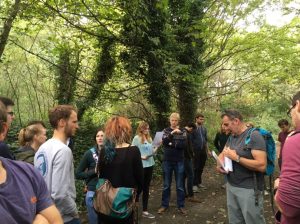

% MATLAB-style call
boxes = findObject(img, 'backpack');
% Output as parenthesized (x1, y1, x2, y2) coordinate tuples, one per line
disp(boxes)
(245, 128, 276, 176)
(245, 127, 276, 209)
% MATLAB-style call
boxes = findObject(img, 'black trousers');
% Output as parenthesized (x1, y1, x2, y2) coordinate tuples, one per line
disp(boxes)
(193, 150, 207, 186)
(136, 166, 153, 211)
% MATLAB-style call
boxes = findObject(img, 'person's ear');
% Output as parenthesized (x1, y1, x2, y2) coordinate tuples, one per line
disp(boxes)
(0, 122, 8, 139)
(296, 100, 300, 113)
(57, 119, 66, 128)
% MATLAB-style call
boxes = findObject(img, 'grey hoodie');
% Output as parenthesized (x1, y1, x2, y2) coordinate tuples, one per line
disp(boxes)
(34, 138, 78, 222)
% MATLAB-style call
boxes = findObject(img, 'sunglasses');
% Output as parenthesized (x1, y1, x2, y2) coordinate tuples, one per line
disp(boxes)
(287, 103, 296, 117)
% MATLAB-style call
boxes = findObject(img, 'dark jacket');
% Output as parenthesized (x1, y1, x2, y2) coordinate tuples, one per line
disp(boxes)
(192, 125, 207, 151)
(184, 128, 194, 159)
(162, 127, 187, 162)
(214, 132, 230, 153)
(15, 145, 35, 165)
(75, 146, 98, 191)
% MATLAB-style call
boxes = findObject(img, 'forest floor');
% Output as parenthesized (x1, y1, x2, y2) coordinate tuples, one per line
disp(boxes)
(80, 158, 276, 224)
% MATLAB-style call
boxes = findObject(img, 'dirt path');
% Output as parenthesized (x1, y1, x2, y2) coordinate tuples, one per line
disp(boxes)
(141, 161, 275, 224)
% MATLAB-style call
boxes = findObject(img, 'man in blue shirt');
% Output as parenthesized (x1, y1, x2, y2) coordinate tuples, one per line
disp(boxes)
(0, 101, 63, 224)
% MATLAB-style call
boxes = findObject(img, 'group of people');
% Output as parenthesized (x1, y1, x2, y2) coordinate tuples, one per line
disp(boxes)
(75, 112, 211, 223)
(0, 90, 300, 224)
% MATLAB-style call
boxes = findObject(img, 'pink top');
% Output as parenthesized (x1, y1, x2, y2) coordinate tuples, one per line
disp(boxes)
(277, 130, 300, 209)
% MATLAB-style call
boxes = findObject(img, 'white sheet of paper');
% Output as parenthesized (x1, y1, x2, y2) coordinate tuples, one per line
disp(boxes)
(212, 151, 226, 171)
(224, 156, 233, 172)
(152, 131, 163, 149)
(211, 151, 232, 173)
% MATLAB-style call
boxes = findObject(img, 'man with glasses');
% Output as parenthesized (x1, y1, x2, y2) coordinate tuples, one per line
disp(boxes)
(217, 109, 267, 224)
(0, 96, 15, 159)
(274, 91, 300, 224)
(0, 96, 15, 127)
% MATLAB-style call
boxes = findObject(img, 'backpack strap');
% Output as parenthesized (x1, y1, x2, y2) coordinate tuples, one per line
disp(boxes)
(90, 147, 99, 163)
(244, 128, 256, 146)
(245, 127, 261, 206)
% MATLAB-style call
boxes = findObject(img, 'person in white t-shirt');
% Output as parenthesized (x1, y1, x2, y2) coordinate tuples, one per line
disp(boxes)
(34, 105, 80, 224)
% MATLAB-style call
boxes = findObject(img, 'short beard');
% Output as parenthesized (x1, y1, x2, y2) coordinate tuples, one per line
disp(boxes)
(64, 125, 73, 138)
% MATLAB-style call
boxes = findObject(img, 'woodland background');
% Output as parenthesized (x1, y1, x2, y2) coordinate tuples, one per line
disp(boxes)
(0, 0, 299, 209)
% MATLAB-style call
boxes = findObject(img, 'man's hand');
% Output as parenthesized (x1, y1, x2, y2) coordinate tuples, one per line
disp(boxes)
(171, 129, 182, 134)
(207, 149, 212, 156)
(216, 166, 227, 174)
(223, 147, 239, 161)
(274, 178, 280, 189)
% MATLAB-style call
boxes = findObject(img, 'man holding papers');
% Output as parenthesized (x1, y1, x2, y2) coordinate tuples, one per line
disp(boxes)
(217, 109, 267, 224)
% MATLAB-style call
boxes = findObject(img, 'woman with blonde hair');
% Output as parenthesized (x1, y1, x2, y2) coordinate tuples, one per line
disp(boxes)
(97, 116, 143, 224)
(16, 121, 47, 164)
(132, 121, 155, 219)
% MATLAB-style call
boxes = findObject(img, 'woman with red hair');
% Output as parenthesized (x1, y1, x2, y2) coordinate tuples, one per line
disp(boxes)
(97, 116, 143, 224)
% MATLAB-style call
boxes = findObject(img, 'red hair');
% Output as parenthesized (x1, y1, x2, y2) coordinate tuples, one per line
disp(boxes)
(105, 116, 132, 144)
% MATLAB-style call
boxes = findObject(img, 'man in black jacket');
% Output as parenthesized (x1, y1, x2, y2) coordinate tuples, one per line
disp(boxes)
(158, 113, 188, 215)
(192, 113, 209, 192)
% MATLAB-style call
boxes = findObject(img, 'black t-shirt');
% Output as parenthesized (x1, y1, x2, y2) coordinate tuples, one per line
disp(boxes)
(226, 128, 266, 190)
(98, 145, 143, 224)
(99, 145, 143, 192)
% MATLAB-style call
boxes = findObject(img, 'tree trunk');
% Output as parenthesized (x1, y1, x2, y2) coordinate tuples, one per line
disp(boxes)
(0, 0, 22, 61)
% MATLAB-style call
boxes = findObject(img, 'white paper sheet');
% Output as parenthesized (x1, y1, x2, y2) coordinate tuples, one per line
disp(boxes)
(224, 156, 233, 172)
(152, 131, 163, 148)
(211, 151, 233, 173)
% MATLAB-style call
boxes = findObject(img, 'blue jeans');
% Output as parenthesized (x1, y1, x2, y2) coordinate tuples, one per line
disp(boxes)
(184, 158, 194, 197)
(85, 191, 98, 224)
(161, 161, 185, 208)
(65, 218, 81, 224)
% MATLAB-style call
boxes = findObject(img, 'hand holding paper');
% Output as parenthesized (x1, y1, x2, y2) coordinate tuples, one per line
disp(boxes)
(212, 151, 232, 173)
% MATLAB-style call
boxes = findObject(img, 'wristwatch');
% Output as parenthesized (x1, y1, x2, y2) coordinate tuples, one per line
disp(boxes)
(236, 155, 241, 163)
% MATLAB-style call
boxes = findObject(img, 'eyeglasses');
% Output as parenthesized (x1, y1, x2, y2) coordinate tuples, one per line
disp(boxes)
(7, 111, 14, 116)
(287, 103, 296, 117)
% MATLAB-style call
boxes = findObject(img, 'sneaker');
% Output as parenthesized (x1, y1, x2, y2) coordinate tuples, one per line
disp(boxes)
(178, 207, 188, 215)
(157, 207, 168, 214)
(187, 196, 201, 203)
(142, 211, 155, 219)
(193, 185, 199, 193)
(198, 184, 206, 188)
